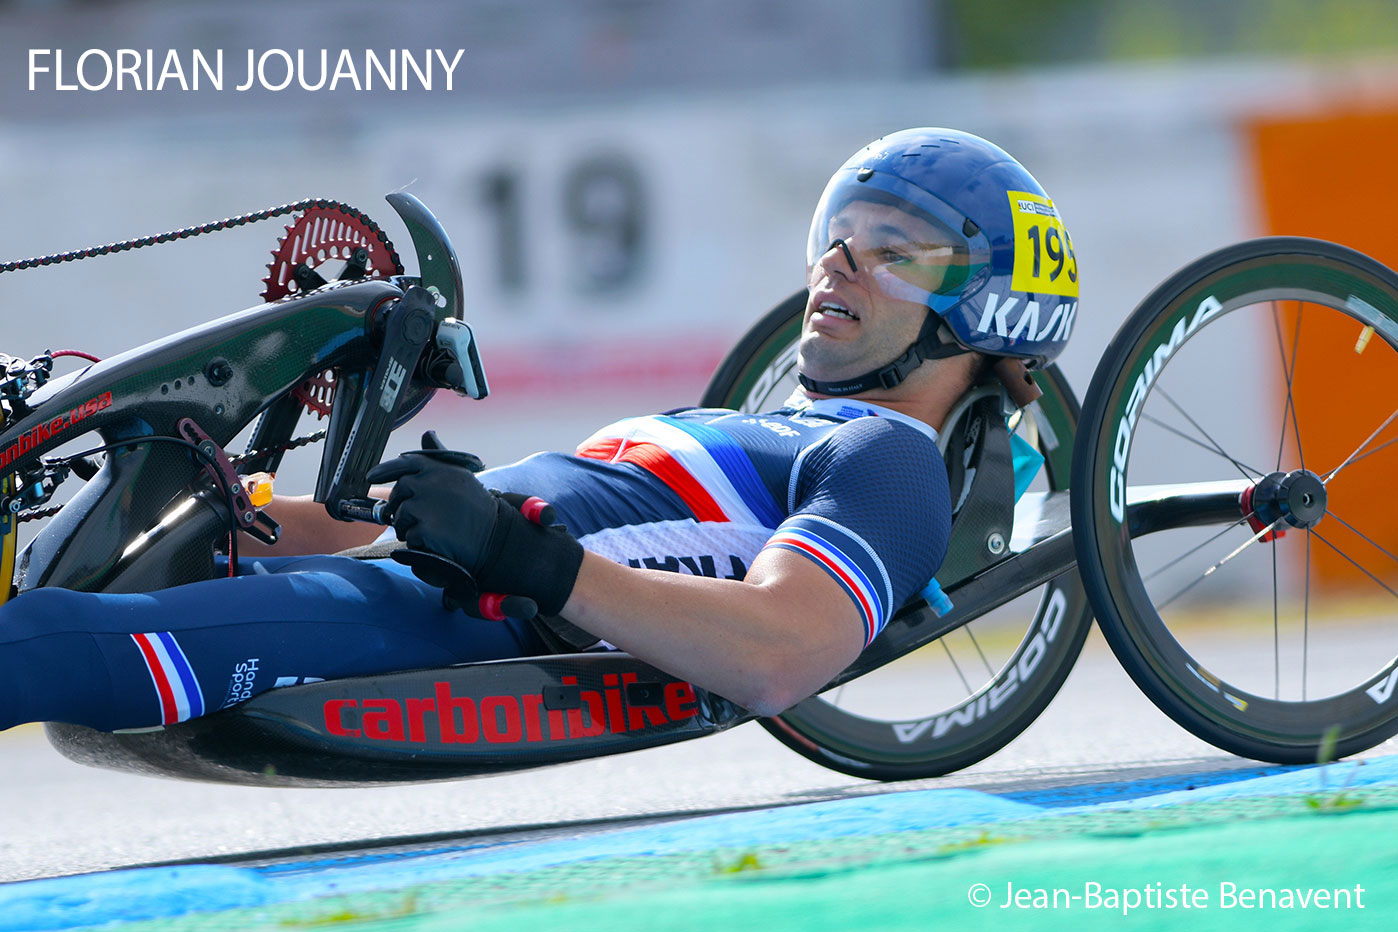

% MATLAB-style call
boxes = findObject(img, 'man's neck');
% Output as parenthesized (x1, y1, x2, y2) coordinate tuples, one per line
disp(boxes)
(797, 353, 978, 432)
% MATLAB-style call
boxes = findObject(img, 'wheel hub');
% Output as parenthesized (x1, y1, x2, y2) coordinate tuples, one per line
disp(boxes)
(1248, 469, 1327, 531)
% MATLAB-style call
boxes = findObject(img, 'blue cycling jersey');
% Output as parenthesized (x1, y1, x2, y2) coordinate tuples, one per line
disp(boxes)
(478, 397, 950, 645)
(0, 398, 951, 732)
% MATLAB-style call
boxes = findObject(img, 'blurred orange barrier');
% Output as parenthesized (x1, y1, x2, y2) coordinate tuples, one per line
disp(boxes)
(1248, 106, 1398, 593)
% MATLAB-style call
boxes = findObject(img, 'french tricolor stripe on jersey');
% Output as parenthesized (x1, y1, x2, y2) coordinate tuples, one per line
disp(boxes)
(575, 416, 781, 528)
(573, 437, 729, 523)
(764, 523, 886, 646)
(131, 632, 204, 724)
(660, 418, 784, 528)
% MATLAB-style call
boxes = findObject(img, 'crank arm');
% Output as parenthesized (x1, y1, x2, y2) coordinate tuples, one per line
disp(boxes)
(316, 286, 436, 517)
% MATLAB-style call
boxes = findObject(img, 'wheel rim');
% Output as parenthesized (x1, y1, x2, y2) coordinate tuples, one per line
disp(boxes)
(1076, 241, 1398, 754)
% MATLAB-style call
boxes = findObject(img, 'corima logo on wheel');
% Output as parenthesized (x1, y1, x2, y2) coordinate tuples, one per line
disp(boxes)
(892, 588, 1066, 743)
(1107, 295, 1223, 523)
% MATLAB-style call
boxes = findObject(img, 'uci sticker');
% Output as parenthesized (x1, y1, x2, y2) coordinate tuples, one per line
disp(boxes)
(1008, 191, 1078, 297)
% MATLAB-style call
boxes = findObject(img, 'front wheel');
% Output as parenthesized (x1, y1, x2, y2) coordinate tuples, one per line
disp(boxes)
(703, 291, 1093, 780)
(1072, 237, 1398, 762)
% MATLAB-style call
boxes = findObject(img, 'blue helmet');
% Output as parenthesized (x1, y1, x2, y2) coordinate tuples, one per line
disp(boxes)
(803, 128, 1077, 389)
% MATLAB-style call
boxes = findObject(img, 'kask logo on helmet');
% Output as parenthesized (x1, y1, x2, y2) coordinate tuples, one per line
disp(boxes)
(973, 293, 1077, 342)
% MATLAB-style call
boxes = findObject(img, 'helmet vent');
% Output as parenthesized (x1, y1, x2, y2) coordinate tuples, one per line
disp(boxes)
(963, 218, 980, 237)
(856, 168, 874, 182)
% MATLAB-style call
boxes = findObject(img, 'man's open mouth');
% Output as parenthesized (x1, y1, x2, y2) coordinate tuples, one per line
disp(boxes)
(818, 302, 859, 321)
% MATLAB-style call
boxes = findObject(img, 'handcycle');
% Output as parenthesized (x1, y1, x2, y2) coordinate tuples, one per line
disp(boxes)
(3, 194, 1397, 787)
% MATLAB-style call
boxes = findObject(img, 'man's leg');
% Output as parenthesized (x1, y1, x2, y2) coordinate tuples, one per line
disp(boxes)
(0, 555, 546, 731)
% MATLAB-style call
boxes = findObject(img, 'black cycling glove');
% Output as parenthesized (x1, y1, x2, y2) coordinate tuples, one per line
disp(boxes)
(365, 432, 585, 619)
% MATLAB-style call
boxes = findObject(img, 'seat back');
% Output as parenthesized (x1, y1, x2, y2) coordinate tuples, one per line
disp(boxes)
(935, 384, 1018, 586)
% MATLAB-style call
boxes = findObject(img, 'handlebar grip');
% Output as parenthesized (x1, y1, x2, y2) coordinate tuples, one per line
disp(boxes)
(337, 498, 390, 524)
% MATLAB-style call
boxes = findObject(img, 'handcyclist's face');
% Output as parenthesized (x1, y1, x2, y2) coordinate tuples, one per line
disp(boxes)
(799, 200, 962, 384)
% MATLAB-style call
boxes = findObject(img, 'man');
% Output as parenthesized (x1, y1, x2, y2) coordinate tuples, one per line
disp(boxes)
(0, 128, 1076, 730)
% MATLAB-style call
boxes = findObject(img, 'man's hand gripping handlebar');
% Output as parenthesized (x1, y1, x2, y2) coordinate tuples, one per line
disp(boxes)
(363, 431, 584, 621)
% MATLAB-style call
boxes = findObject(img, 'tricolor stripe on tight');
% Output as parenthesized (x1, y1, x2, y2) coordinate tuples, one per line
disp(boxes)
(575, 416, 781, 528)
(763, 526, 885, 646)
(131, 632, 205, 724)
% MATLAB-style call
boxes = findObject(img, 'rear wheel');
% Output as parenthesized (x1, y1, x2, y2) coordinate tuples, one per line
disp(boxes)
(1072, 237, 1398, 762)
(703, 291, 1093, 780)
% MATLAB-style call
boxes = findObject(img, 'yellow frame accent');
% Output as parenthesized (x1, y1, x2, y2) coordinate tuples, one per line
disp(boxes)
(0, 476, 13, 607)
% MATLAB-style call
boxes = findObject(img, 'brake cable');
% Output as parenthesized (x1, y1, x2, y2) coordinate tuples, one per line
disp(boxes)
(12, 418, 330, 530)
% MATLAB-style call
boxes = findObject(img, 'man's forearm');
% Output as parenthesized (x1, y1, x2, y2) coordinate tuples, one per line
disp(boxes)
(244, 490, 388, 556)
(560, 550, 862, 716)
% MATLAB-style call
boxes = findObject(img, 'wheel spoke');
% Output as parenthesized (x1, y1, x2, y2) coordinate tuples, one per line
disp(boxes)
(964, 627, 995, 679)
(1272, 542, 1280, 701)
(1155, 515, 1286, 611)
(1143, 512, 1255, 583)
(1310, 529, 1398, 601)
(940, 639, 973, 695)
(1272, 301, 1306, 471)
(1326, 510, 1398, 567)
(1323, 406, 1398, 486)
(1156, 387, 1264, 482)
(1336, 433, 1398, 471)
(1141, 413, 1265, 476)
(1303, 530, 1311, 702)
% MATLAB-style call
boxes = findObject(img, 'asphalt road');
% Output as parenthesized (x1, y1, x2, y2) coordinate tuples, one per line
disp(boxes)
(8, 623, 1391, 885)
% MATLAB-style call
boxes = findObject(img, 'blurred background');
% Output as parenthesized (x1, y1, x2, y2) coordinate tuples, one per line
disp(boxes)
(3, 0, 1398, 610)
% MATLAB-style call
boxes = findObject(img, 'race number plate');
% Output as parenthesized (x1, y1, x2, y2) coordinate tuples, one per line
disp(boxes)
(1008, 191, 1079, 297)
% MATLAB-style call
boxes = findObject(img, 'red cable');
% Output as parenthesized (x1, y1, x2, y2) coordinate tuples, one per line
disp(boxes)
(51, 349, 102, 363)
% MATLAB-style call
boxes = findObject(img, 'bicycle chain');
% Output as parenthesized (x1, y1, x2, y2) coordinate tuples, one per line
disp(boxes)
(5, 197, 398, 522)
(0, 198, 403, 276)
(229, 428, 329, 470)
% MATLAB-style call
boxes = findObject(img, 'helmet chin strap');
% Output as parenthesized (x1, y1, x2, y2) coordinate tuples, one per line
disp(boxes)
(798, 312, 967, 396)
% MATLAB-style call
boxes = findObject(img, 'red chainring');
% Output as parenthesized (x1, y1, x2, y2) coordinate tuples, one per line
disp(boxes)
(261, 206, 400, 301)
(291, 370, 336, 420)
(263, 206, 401, 418)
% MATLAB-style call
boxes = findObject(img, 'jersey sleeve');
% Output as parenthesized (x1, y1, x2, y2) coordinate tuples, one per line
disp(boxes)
(761, 417, 950, 646)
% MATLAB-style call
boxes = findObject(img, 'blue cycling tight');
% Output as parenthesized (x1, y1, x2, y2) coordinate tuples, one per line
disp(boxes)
(0, 555, 546, 732)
